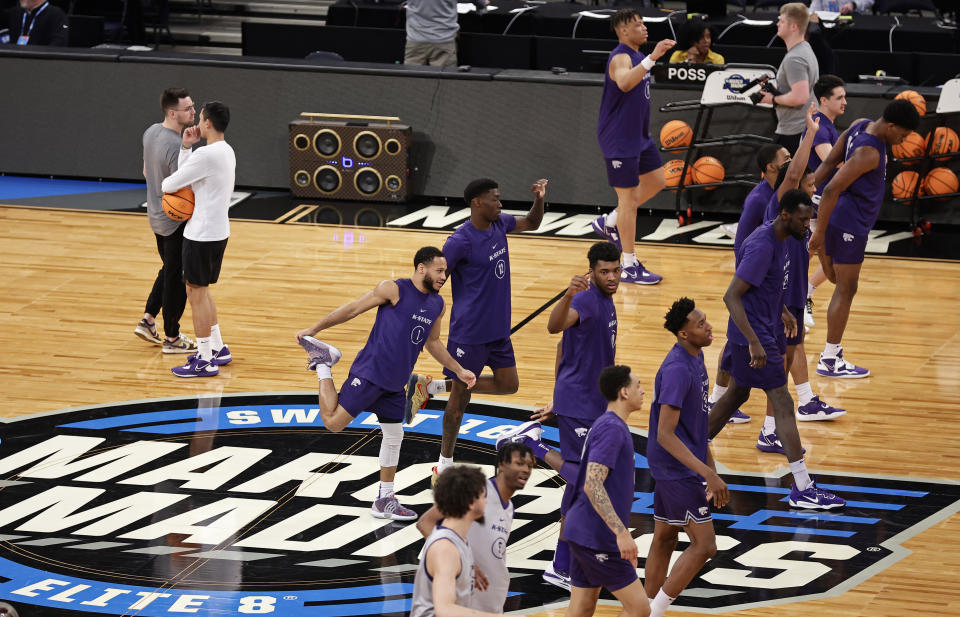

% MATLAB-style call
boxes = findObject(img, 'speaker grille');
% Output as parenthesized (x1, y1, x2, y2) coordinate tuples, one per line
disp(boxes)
(355, 168, 382, 195)
(293, 134, 310, 151)
(384, 138, 401, 155)
(314, 166, 342, 193)
(314, 129, 341, 157)
(294, 169, 311, 187)
(385, 175, 402, 192)
(354, 131, 382, 160)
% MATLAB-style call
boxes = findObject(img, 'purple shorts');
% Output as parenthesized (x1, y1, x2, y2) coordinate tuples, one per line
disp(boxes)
(824, 223, 868, 265)
(442, 337, 516, 382)
(605, 141, 663, 188)
(785, 305, 805, 347)
(729, 341, 787, 390)
(653, 476, 712, 526)
(557, 415, 593, 463)
(568, 540, 638, 592)
(718, 341, 733, 372)
(338, 372, 404, 422)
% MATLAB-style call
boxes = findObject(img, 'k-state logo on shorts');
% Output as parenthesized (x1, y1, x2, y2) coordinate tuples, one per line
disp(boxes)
(0, 394, 957, 616)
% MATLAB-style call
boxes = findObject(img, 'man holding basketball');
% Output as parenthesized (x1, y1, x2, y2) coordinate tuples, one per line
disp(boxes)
(135, 87, 197, 354)
(161, 101, 236, 378)
(591, 8, 674, 285)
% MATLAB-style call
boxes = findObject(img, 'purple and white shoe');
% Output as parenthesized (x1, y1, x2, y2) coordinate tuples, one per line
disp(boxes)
(188, 345, 232, 366)
(621, 262, 663, 285)
(789, 482, 845, 510)
(300, 336, 342, 371)
(496, 421, 543, 451)
(371, 495, 418, 521)
(171, 355, 219, 378)
(816, 349, 869, 378)
(756, 430, 805, 455)
(590, 214, 622, 252)
(707, 401, 750, 423)
(797, 396, 847, 421)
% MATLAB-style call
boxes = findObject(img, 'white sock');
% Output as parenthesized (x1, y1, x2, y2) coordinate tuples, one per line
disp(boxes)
(649, 589, 676, 617)
(807, 282, 816, 299)
(209, 324, 224, 351)
(379, 481, 394, 498)
(316, 364, 332, 381)
(606, 209, 619, 228)
(823, 342, 842, 358)
(789, 458, 813, 491)
(623, 252, 639, 266)
(763, 416, 777, 434)
(437, 455, 453, 472)
(197, 337, 212, 361)
(795, 382, 814, 406)
(427, 379, 447, 395)
(709, 383, 728, 404)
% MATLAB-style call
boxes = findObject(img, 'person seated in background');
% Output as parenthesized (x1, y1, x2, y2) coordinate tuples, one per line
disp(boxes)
(3, 0, 68, 46)
(404, 0, 488, 68)
(809, 0, 874, 15)
(668, 20, 724, 65)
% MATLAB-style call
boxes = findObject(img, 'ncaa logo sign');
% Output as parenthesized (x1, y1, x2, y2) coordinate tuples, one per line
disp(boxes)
(0, 394, 958, 616)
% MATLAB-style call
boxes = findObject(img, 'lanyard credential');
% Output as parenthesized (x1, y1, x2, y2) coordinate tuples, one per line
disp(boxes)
(18, 1, 49, 44)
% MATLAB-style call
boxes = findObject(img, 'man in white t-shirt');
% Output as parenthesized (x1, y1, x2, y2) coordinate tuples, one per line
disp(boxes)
(161, 101, 237, 378)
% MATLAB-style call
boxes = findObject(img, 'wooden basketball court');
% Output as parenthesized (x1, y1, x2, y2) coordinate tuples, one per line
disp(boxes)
(1, 204, 958, 617)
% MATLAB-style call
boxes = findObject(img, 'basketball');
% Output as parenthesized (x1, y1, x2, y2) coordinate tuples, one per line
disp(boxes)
(892, 131, 925, 164)
(692, 156, 725, 189)
(921, 167, 959, 198)
(891, 170, 920, 200)
(664, 159, 692, 191)
(660, 120, 693, 149)
(925, 127, 959, 162)
(895, 89, 926, 116)
(162, 186, 195, 221)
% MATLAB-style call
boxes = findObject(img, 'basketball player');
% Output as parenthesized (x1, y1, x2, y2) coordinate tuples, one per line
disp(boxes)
(708, 190, 845, 510)
(295, 246, 476, 521)
(563, 365, 649, 617)
(161, 101, 235, 377)
(519, 240, 620, 589)
(136, 87, 197, 354)
(758, 108, 844, 442)
(408, 178, 545, 480)
(416, 442, 535, 613)
(809, 99, 919, 378)
(590, 8, 675, 284)
(410, 465, 519, 617)
(805, 74, 847, 327)
(711, 144, 791, 425)
(645, 298, 728, 617)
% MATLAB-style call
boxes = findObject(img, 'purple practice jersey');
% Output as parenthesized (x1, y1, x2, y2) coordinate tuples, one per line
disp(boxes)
(728, 223, 788, 347)
(562, 411, 635, 552)
(597, 43, 652, 158)
(350, 278, 444, 391)
(827, 119, 887, 235)
(647, 344, 710, 481)
(553, 283, 617, 421)
(734, 180, 775, 257)
(763, 192, 809, 310)
(805, 111, 839, 195)
(443, 213, 517, 344)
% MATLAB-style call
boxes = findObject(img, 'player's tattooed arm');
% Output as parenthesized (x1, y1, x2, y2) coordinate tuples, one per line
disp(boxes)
(584, 462, 626, 535)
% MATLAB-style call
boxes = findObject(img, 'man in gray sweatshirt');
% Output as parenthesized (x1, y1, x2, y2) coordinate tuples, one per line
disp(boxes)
(404, 0, 487, 67)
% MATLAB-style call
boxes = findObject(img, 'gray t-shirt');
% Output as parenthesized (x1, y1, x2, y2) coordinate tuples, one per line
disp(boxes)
(775, 41, 819, 136)
(410, 526, 474, 617)
(143, 123, 183, 236)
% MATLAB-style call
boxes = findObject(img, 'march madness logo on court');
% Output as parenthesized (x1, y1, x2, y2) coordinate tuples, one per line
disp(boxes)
(0, 394, 958, 616)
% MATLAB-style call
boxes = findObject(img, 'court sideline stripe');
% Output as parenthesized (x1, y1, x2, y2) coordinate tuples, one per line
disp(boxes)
(510, 289, 566, 335)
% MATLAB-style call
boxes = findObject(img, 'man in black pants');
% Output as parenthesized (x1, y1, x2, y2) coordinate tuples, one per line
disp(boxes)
(135, 88, 197, 354)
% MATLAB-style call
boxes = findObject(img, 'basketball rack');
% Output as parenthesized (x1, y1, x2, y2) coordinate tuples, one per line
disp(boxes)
(657, 64, 777, 218)
(889, 79, 960, 224)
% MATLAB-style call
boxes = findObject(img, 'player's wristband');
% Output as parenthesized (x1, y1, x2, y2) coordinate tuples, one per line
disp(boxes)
(641, 56, 656, 71)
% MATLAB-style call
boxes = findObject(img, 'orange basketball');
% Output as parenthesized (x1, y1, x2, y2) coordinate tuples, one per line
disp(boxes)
(891, 131, 925, 164)
(660, 120, 693, 149)
(162, 186, 195, 221)
(921, 167, 959, 199)
(664, 159, 693, 191)
(891, 170, 920, 200)
(925, 127, 959, 162)
(895, 89, 926, 116)
(692, 156, 725, 189)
